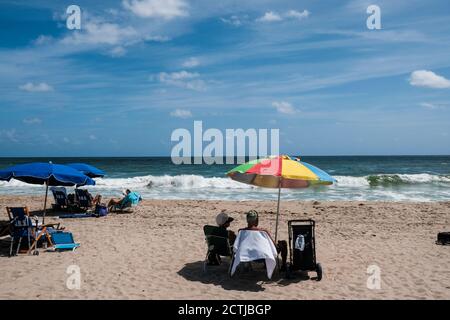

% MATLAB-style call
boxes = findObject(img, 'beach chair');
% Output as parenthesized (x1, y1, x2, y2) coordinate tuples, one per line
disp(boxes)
(74, 189, 92, 211)
(110, 192, 142, 213)
(6, 207, 38, 256)
(51, 187, 70, 210)
(110, 202, 134, 213)
(203, 225, 233, 272)
(6, 207, 56, 256)
(50, 231, 80, 251)
(229, 229, 278, 280)
(0, 222, 9, 237)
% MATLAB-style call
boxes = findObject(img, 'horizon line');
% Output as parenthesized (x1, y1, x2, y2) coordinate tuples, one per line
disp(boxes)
(0, 154, 449, 158)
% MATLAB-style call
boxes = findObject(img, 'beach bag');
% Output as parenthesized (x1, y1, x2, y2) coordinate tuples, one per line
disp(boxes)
(436, 232, 450, 245)
(95, 204, 108, 217)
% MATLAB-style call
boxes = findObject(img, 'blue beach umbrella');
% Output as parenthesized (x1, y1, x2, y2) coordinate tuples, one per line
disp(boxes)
(67, 163, 105, 178)
(0, 162, 95, 222)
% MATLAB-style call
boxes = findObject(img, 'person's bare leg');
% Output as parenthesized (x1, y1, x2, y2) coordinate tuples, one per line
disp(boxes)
(228, 230, 236, 246)
(107, 199, 120, 207)
(277, 240, 288, 270)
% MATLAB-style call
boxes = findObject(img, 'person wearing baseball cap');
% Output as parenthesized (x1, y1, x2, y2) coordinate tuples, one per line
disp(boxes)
(216, 211, 234, 228)
(239, 210, 288, 271)
(207, 211, 237, 266)
(215, 211, 236, 245)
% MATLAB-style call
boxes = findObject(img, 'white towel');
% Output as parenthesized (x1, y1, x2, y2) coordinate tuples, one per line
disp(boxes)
(231, 230, 278, 279)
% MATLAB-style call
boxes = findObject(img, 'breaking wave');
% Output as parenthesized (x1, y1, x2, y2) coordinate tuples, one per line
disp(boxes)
(1, 173, 449, 190)
(334, 174, 450, 187)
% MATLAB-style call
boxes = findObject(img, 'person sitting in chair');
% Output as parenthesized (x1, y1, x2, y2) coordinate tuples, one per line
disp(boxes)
(216, 211, 237, 245)
(240, 210, 288, 270)
(107, 189, 141, 211)
(86, 191, 102, 206)
(207, 211, 236, 265)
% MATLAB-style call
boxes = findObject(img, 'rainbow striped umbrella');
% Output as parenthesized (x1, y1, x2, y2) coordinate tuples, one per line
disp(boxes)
(227, 155, 335, 241)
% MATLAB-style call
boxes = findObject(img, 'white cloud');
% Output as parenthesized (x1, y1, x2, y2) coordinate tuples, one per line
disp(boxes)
(220, 15, 248, 27)
(257, 10, 310, 23)
(23, 117, 42, 125)
(157, 70, 206, 91)
(420, 102, 438, 109)
(109, 46, 127, 57)
(33, 35, 53, 46)
(145, 35, 171, 42)
(285, 10, 310, 21)
(122, 0, 188, 19)
(0, 129, 19, 143)
(63, 137, 70, 143)
(420, 102, 448, 110)
(409, 70, 450, 89)
(62, 21, 137, 46)
(272, 101, 297, 114)
(182, 57, 200, 68)
(89, 134, 97, 140)
(19, 82, 53, 92)
(257, 11, 282, 22)
(170, 109, 192, 118)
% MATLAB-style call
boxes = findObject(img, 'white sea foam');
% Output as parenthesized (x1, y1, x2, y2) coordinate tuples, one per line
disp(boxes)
(1, 173, 449, 201)
(334, 176, 370, 187)
(93, 174, 254, 190)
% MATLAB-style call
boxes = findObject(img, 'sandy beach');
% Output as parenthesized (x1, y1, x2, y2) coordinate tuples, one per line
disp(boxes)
(0, 195, 449, 300)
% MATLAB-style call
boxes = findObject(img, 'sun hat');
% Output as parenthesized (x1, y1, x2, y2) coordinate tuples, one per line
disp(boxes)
(216, 212, 234, 226)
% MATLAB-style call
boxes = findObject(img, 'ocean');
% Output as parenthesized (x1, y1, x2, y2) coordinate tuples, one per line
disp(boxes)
(0, 156, 449, 202)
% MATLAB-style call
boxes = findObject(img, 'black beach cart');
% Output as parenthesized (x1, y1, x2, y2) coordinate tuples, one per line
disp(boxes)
(286, 219, 322, 281)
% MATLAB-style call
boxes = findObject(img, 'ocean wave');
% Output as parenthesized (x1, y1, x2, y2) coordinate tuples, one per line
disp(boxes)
(2, 173, 449, 191)
(93, 174, 254, 190)
(366, 173, 450, 186)
(335, 174, 450, 187)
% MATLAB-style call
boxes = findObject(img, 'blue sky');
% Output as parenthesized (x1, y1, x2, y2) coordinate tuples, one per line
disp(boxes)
(0, 0, 450, 156)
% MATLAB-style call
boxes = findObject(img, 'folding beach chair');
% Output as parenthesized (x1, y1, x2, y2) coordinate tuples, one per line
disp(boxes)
(50, 231, 80, 251)
(6, 207, 38, 256)
(51, 187, 70, 211)
(6, 207, 60, 256)
(110, 192, 142, 213)
(110, 202, 134, 213)
(74, 189, 92, 211)
(202, 225, 233, 272)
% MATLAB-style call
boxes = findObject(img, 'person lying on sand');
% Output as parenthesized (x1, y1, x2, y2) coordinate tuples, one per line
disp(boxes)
(207, 211, 237, 265)
(107, 189, 141, 211)
(239, 210, 288, 270)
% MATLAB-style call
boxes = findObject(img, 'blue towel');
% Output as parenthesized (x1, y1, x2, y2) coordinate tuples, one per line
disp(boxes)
(123, 192, 142, 206)
(51, 231, 80, 251)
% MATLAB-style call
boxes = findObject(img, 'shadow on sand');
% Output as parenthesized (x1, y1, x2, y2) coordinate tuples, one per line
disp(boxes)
(178, 260, 313, 292)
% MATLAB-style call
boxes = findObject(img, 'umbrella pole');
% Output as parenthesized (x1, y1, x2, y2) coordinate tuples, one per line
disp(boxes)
(274, 180, 281, 243)
(43, 181, 49, 224)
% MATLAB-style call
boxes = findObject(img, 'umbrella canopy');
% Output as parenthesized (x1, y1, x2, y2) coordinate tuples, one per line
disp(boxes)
(0, 162, 95, 223)
(67, 163, 105, 178)
(227, 155, 335, 241)
(0, 162, 95, 186)
(227, 155, 335, 188)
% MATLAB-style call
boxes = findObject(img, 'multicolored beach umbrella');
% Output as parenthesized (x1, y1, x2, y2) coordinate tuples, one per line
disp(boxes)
(227, 155, 335, 241)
